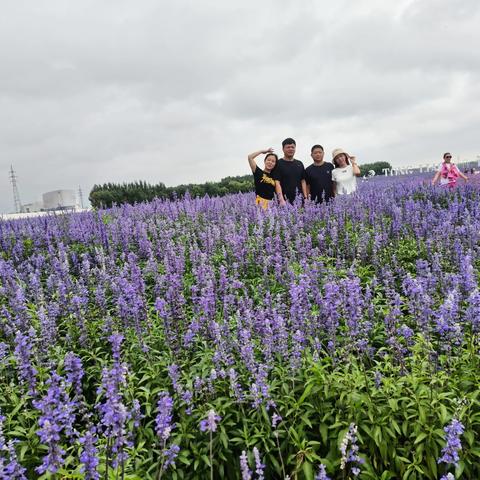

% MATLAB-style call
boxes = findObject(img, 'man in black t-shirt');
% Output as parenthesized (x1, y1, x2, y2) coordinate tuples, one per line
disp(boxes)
(274, 138, 307, 205)
(305, 144, 334, 203)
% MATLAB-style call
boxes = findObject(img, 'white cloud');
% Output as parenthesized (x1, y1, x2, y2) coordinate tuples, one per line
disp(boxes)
(1, 0, 480, 212)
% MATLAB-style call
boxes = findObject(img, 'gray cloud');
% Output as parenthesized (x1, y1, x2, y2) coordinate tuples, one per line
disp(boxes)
(1, 0, 480, 213)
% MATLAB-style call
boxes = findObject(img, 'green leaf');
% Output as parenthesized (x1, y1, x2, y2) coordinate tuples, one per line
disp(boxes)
(469, 448, 480, 457)
(301, 414, 313, 429)
(219, 431, 228, 449)
(302, 461, 314, 480)
(414, 432, 428, 445)
(438, 404, 448, 424)
(320, 423, 328, 445)
(298, 383, 314, 405)
(388, 399, 399, 411)
(455, 460, 465, 478)
(427, 454, 437, 477)
(464, 430, 474, 446)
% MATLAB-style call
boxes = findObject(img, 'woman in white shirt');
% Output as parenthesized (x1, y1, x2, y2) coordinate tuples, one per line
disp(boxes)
(331, 148, 361, 195)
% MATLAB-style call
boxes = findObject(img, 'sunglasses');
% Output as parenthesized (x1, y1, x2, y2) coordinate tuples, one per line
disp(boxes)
(445, 155, 452, 159)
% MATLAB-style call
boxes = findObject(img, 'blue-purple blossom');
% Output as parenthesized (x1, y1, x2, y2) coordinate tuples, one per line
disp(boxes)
(315, 464, 331, 480)
(439, 474, 455, 480)
(0, 342, 8, 366)
(0, 442, 27, 479)
(162, 444, 180, 469)
(228, 368, 244, 402)
(64, 351, 84, 401)
(253, 447, 265, 480)
(2, 166, 480, 478)
(438, 418, 464, 468)
(79, 426, 100, 480)
(181, 390, 194, 415)
(14, 329, 37, 395)
(271, 413, 282, 429)
(96, 334, 131, 468)
(131, 399, 143, 429)
(466, 289, 480, 333)
(374, 370, 383, 389)
(33, 372, 76, 474)
(168, 364, 182, 394)
(0, 414, 27, 479)
(200, 409, 221, 433)
(109, 333, 124, 365)
(239, 450, 252, 480)
(340, 423, 364, 477)
(155, 392, 175, 442)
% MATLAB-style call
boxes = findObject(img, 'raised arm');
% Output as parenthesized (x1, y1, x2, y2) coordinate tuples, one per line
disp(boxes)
(349, 156, 361, 176)
(247, 148, 273, 173)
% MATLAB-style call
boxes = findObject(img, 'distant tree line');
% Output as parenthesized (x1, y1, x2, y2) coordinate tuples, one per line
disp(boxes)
(359, 161, 392, 177)
(89, 161, 392, 208)
(89, 176, 254, 208)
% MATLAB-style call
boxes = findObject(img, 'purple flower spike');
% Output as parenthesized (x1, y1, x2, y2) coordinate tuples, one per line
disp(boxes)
(33, 372, 75, 474)
(162, 444, 180, 469)
(155, 392, 175, 442)
(14, 329, 37, 395)
(340, 423, 363, 477)
(440, 474, 455, 480)
(0, 413, 27, 479)
(253, 447, 265, 480)
(438, 418, 464, 468)
(64, 351, 84, 401)
(315, 464, 331, 480)
(79, 426, 100, 480)
(239, 451, 252, 480)
(200, 409, 221, 433)
(271, 413, 282, 429)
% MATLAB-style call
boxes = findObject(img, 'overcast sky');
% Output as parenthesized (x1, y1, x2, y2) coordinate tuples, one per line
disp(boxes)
(1, 0, 480, 213)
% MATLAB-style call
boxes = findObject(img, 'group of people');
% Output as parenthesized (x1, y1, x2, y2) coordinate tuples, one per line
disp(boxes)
(248, 140, 470, 209)
(248, 137, 360, 209)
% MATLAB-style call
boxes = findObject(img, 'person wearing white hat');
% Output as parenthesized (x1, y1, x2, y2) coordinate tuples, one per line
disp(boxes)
(331, 148, 361, 195)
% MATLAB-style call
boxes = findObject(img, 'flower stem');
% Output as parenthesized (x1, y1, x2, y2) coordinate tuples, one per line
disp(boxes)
(275, 432, 286, 479)
(156, 441, 166, 480)
(210, 430, 213, 480)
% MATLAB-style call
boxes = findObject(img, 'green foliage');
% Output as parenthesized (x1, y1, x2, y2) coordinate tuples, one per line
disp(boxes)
(3, 183, 480, 478)
(360, 162, 392, 177)
(88, 175, 255, 208)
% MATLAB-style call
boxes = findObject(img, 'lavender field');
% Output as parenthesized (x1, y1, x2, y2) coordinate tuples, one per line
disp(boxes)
(1, 176, 480, 479)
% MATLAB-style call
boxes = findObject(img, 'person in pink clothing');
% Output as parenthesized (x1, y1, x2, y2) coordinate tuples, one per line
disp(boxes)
(431, 152, 468, 188)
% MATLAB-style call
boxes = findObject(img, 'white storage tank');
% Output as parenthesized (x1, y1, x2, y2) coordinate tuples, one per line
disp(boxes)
(42, 189, 77, 210)
(22, 201, 44, 213)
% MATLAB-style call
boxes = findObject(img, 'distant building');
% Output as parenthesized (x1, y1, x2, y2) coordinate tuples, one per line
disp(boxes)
(22, 201, 44, 213)
(42, 189, 77, 211)
(13, 189, 79, 214)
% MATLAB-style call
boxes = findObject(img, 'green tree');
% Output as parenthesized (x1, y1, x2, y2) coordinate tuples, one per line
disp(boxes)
(359, 161, 392, 177)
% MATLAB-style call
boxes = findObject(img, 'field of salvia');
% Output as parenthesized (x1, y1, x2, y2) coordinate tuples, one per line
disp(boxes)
(1, 175, 480, 479)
